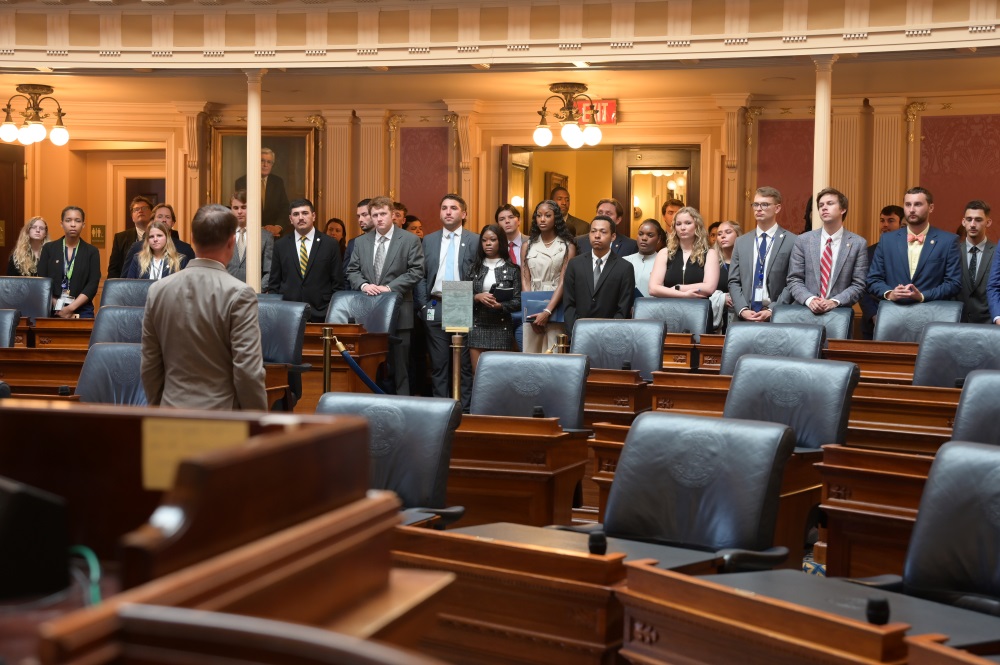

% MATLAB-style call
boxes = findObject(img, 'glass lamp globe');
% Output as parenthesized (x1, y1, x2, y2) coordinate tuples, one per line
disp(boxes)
(582, 124, 602, 146)
(561, 122, 584, 149)
(533, 124, 553, 147)
(17, 124, 34, 145)
(30, 121, 46, 143)
(0, 121, 18, 143)
(50, 125, 69, 146)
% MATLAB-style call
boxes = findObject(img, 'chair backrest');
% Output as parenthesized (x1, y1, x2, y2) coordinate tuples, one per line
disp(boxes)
(101, 278, 155, 307)
(0, 276, 51, 320)
(903, 441, 1000, 614)
(325, 290, 402, 335)
(257, 299, 309, 365)
(604, 411, 795, 551)
(632, 297, 711, 340)
(75, 343, 147, 405)
(569, 318, 664, 380)
(874, 300, 964, 343)
(470, 351, 590, 430)
(951, 370, 1000, 445)
(117, 604, 449, 665)
(315, 393, 462, 509)
(771, 304, 854, 341)
(90, 306, 145, 347)
(724, 355, 860, 449)
(911, 323, 1000, 388)
(718, 322, 826, 376)
(0, 309, 20, 348)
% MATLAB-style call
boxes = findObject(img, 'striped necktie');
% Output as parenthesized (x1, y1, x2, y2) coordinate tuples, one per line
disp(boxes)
(298, 236, 309, 277)
(819, 237, 833, 298)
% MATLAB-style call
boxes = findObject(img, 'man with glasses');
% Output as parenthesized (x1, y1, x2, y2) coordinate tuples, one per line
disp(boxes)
(108, 195, 153, 279)
(728, 186, 798, 322)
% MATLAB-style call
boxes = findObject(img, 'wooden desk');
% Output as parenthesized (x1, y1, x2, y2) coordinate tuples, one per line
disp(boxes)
(0, 348, 291, 408)
(825, 339, 918, 384)
(618, 563, 909, 664)
(393, 522, 720, 665)
(298, 322, 389, 413)
(661, 332, 697, 372)
(14, 315, 29, 347)
(448, 414, 590, 527)
(583, 368, 649, 429)
(41, 493, 453, 665)
(32, 318, 94, 350)
(693, 333, 724, 373)
(907, 635, 1000, 665)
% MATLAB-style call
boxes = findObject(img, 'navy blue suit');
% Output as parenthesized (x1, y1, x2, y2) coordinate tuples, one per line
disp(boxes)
(986, 245, 1000, 323)
(575, 233, 639, 258)
(867, 226, 961, 304)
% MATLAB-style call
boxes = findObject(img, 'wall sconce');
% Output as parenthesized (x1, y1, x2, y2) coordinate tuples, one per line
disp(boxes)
(0, 84, 70, 146)
(533, 82, 602, 149)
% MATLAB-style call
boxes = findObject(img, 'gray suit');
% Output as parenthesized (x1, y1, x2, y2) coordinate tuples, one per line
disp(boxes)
(421, 227, 479, 406)
(959, 239, 996, 323)
(786, 228, 869, 307)
(226, 228, 274, 287)
(346, 227, 424, 394)
(141, 258, 267, 411)
(728, 225, 798, 316)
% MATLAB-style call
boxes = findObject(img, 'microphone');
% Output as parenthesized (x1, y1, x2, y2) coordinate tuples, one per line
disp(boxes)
(588, 531, 608, 555)
(866, 597, 890, 625)
(0, 382, 10, 399)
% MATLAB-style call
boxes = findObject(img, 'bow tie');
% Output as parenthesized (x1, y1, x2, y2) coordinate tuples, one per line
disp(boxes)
(907, 233, 924, 244)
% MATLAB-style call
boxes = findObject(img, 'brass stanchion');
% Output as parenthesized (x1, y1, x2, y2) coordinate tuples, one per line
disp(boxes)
(322, 326, 336, 394)
(556, 333, 570, 354)
(450, 333, 464, 402)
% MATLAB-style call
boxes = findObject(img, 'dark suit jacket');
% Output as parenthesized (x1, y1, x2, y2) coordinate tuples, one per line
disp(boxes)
(236, 173, 291, 237)
(867, 226, 962, 303)
(575, 233, 639, 258)
(959, 239, 996, 323)
(267, 230, 344, 322)
(345, 228, 424, 330)
(987, 244, 1000, 322)
(37, 238, 101, 310)
(859, 243, 880, 338)
(122, 231, 195, 278)
(420, 227, 479, 311)
(728, 225, 797, 315)
(108, 226, 139, 279)
(564, 214, 587, 237)
(563, 250, 636, 337)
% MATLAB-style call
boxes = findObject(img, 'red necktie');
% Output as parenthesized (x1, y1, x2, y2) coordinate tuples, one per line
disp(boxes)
(907, 233, 924, 244)
(509, 241, 518, 265)
(819, 237, 833, 298)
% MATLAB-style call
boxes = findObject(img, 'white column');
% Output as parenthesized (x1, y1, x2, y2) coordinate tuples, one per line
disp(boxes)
(812, 55, 838, 228)
(322, 110, 356, 234)
(868, 96, 907, 240)
(245, 68, 265, 293)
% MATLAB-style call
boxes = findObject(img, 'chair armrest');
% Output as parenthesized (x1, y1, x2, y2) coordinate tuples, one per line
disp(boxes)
(545, 523, 605, 534)
(844, 574, 904, 591)
(563, 428, 595, 438)
(954, 595, 1000, 616)
(287, 363, 312, 374)
(717, 546, 789, 573)
(792, 447, 824, 457)
(408, 506, 465, 529)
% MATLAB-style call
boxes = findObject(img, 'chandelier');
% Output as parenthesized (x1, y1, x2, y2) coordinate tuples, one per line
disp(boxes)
(0, 84, 70, 146)
(532, 82, 602, 149)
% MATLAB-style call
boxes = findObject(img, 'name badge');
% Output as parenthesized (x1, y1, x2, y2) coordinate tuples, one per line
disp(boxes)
(753, 288, 764, 301)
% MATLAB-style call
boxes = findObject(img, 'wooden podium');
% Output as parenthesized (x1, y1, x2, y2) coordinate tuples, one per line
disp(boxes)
(583, 368, 649, 428)
(824, 338, 918, 384)
(31, 318, 94, 349)
(447, 414, 590, 527)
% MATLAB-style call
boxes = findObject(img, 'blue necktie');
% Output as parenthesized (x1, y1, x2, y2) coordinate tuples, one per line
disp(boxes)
(751, 233, 768, 312)
(444, 232, 456, 281)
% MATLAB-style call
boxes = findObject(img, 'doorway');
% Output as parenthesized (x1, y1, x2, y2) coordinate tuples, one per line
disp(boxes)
(499, 144, 701, 238)
(0, 144, 26, 273)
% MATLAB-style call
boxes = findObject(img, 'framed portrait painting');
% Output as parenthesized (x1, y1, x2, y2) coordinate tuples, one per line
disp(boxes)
(211, 127, 317, 210)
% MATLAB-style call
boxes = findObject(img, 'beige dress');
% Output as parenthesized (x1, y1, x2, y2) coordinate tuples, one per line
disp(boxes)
(522, 238, 569, 353)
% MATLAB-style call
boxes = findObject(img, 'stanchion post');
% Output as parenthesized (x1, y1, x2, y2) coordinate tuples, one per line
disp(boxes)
(556, 333, 570, 354)
(450, 333, 464, 402)
(322, 326, 335, 394)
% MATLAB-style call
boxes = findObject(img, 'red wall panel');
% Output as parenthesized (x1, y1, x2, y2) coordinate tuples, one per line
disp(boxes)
(920, 114, 1000, 241)
(756, 119, 814, 234)
(399, 127, 450, 234)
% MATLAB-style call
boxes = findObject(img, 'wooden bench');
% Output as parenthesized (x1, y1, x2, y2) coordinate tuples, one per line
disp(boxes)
(447, 414, 590, 527)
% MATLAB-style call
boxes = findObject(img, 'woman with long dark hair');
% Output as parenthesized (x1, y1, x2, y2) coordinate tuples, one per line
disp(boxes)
(520, 200, 576, 353)
(37, 206, 101, 318)
(467, 224, 521, 370)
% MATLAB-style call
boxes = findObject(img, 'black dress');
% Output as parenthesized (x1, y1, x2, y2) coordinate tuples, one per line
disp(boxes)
(468, 260, 521, 350)
(662, 253, 706, 288)
(6, 254, 37, 277)
(719, 262, 731, 293)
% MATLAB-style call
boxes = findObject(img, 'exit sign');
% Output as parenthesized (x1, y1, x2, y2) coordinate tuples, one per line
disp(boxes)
(575, 99, 617, 125)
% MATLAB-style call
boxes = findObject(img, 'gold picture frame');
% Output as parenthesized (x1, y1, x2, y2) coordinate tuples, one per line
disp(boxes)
(210, 126, 317, 209)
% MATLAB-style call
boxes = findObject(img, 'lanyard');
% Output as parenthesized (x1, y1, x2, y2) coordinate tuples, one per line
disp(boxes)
(63, 239, 77, 282)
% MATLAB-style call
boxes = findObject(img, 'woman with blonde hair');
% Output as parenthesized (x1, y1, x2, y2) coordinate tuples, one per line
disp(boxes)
(124, 220, 186, 279)
(648, 205, 719, 300)
(6, 216, 48, 276)
(713, 220, 743, 331)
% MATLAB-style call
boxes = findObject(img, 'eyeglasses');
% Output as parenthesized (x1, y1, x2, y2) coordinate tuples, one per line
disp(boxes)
(751, 202, 773, 210)
(131, 205, 150, 212)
